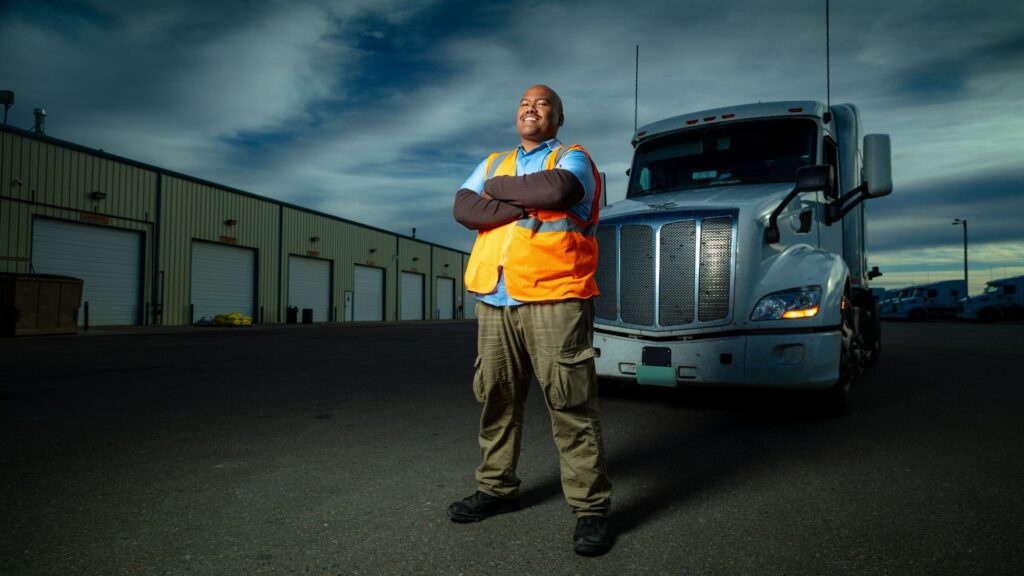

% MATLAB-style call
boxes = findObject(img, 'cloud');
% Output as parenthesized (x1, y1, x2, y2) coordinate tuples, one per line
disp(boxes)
(867, 167, 1024, 254)
(2, 0, 1022, 264)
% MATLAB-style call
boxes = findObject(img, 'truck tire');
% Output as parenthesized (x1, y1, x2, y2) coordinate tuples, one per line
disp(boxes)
(822, 289, 856, 415)
(856, 291, 881, 367)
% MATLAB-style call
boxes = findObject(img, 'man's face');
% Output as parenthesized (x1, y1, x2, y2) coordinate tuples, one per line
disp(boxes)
(516, 85, 562, 144)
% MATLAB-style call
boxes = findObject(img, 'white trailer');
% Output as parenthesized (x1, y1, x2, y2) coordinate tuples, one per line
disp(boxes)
(879, 286, 914, 319)
(890, 279, 966, 320)
(957, 275, 1024, 322)
(593, 101, 892, 412)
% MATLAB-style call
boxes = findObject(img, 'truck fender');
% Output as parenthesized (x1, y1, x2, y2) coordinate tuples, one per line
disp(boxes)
(754, 243, 848, 326)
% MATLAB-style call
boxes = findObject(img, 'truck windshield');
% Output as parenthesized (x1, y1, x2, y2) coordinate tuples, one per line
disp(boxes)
(628, 119, 818, 198)
(984, 284, 1001, 295)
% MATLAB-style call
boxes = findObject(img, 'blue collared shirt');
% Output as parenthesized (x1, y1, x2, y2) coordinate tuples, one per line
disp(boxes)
(461, 138, 597, 307)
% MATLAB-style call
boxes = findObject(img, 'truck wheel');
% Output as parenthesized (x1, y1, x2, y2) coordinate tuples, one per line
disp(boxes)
(854, 291, 881, 367)
(865, 323, 881, 367)
(822, 292, 855, 415)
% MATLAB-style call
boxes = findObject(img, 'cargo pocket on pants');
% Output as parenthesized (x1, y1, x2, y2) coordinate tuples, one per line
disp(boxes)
(547, 347, 597, 410)
(471, 356, 486, 403)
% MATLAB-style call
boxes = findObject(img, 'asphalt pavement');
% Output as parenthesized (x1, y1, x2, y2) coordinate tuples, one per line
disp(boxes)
(1, 320, 1022, 575)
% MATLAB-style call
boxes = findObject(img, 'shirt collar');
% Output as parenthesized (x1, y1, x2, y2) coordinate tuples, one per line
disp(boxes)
(518, 138, 562, 157)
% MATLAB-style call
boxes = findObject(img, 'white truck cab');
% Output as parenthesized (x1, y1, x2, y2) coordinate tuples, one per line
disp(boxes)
(957, 275, 1024, 322)
(593, 101, 892, 411)
(890, 279, 966, 320)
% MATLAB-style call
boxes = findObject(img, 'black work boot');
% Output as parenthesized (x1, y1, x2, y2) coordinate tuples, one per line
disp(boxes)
(447, 490, 519, 523)
(573, 515, 612, 556)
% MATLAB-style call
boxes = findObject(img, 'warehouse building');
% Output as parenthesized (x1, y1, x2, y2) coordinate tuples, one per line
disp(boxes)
(0, 124, 475, 327)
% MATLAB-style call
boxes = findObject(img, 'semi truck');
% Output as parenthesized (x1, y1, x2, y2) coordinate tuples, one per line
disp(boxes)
(592, 101, 892, 411)
(957, 275, 1024, 322)
(889, 279, 966, 320)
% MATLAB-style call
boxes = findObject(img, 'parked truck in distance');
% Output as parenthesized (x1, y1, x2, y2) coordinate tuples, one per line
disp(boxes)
(957, 275, 1024, 322)
(592, 101, 892, 412)
(889, 279, 966, 320)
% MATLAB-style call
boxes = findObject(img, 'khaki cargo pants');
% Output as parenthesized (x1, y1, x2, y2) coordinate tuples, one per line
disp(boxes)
(472, 298, 612, 516)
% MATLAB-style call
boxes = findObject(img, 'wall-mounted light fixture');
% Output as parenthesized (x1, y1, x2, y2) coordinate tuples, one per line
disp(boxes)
(11, 178, 22, 187)
(310, 236, 320, 243)
(89, 191, 107, 200)
(368, 248, 377, 254)
(224, 218, 238, 226)
(444, 263, 450, 268)
(412, 257, 419, 262)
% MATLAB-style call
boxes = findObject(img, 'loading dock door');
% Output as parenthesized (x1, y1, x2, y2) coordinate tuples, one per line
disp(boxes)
(437, 277, 455, 320)
(31, 217, 143, 326)
(191, 241, 256, 323)
(400, 272, 424, 320)
(288, 255, 331, 322)
(463, 288, 476, 319)
(353, 265, 384, 321)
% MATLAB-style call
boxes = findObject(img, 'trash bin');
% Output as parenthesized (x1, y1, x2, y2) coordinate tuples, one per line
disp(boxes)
(286, 306, 298, 324)
(0, 273, 83, 336)
(301, 308, 313, 324)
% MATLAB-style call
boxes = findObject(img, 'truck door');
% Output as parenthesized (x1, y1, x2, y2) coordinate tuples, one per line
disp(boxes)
(817, 136, 844, 258)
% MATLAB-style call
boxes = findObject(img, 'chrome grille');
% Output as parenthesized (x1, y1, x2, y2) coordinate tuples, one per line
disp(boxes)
(594, 226, 618, 320)
(659, 221, 696, 325)
(698, 216, 733, 322)
(595, 212, 735, 330)
(619, 224, 655, 326)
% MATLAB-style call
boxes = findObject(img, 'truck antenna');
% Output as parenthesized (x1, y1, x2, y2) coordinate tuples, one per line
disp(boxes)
(826, 0, 831, 111)
(634, 44, 639, 131)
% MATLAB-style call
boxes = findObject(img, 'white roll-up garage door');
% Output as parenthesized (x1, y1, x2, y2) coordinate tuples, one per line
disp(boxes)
(464, 289, 476, 319)
(31, 217, 143, 326)
(437, 277, 455, 320)
(289, 255, 331, 322)
(191, 241, 256, 323)
(400, 272, 424, 321)
(353, 265, 384, 321)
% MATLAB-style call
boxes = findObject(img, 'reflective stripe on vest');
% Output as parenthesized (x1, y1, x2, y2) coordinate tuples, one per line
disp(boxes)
(464, 143, 602, 302)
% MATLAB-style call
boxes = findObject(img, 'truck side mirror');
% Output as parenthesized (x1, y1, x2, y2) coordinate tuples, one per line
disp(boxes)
(794, 165, 834, 196)
(765, 165, 834, 243)
(863, 134, 892, 198)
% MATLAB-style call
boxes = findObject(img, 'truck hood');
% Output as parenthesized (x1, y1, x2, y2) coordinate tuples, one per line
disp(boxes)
(600, 183, 797, 222)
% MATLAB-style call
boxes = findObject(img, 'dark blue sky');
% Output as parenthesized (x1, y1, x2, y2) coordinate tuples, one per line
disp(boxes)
(2, 0, 1021, 293)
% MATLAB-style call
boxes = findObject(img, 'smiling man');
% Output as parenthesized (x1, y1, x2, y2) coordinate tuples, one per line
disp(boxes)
(449, 84, 613, 556)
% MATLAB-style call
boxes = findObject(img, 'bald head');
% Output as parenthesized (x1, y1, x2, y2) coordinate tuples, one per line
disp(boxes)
(517, 84, 564, 151)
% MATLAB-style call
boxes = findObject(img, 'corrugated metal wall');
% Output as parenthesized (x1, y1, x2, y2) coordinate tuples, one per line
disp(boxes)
(398, 237, 431, 319)
(282, 207, 398, 322)
(160, 175, 280, 325)
(1, 127, 471, 326)
(0, 129, 157, 320)
(432, 247, 464, 318)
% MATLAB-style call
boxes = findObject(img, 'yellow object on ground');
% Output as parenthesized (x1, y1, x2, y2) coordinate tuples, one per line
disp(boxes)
(213, 312, 252, 326)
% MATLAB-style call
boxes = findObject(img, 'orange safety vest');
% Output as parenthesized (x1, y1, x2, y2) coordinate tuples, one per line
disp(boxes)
(464, 144, 602, 302)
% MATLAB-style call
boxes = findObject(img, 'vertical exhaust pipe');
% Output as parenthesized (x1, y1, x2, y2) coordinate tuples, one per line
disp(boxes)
(33, 107, 46, 135)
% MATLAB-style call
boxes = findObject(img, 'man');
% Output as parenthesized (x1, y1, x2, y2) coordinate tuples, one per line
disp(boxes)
(449, 84, 612, 557)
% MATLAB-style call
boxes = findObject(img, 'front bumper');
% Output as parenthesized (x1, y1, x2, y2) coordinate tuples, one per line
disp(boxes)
(594, 328, 841, 390)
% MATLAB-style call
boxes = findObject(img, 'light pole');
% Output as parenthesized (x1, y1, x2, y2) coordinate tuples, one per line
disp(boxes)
(952, 218, 968, 296)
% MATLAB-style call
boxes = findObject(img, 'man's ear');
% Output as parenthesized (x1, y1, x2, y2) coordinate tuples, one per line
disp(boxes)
(558, 113, 564, 127)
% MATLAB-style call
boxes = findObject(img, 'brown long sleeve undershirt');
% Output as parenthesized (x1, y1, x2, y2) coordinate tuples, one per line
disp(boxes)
(483, 169, 584, 211)
(453, 169, 586, 231)
(453, 188, 525, 230)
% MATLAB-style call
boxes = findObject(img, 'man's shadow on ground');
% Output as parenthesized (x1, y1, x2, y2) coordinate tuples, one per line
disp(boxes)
(516, 383, 850, 536)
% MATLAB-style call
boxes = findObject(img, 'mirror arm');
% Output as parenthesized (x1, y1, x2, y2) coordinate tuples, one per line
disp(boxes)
(826, 182, 867, 225)
(765, 188, 804, 244)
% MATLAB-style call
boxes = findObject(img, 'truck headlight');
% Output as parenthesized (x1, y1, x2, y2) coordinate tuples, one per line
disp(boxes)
(751, 286, 821, 320)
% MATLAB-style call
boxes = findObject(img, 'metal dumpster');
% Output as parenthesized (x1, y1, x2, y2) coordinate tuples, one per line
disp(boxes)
(0, 274, 84, 336)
